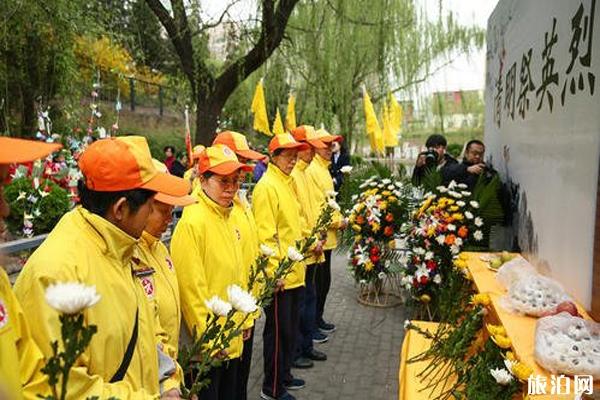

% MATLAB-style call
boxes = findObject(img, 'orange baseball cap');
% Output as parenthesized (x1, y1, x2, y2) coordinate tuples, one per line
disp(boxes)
(291, 125, 326, 149)
(268, 133, 310, 154)
(152, 160, 196, 206)
(0, 137, 62, 164)
(314, 127, 343, 143)
(192, 145, 206, 160)
(78, 136, 190, 196)
(198, 144, 253, 175)
(212, 131, 266, 161)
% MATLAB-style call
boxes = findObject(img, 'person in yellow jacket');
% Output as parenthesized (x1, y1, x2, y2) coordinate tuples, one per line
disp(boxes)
(183, 144, 206, 191)
(290, 126, 330, 369)
(14, 136, 189, 399)
(212, 130, 266, 400)
(135, 160, 196, 357)
(307, 128, 346, 334)
(170, 144, 252, 400)
(0, 137, 61, 400)
(252, 133, 310, 400)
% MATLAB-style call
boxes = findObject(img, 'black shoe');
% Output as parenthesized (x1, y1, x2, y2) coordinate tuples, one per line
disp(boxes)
(292, 357, 314, 369)
(312, 331, 329, 344)
(260, 390, 297, 400)
(304, 348, 327, 361)
(319, 320, 336, 333)
(284, 378, 306, 390)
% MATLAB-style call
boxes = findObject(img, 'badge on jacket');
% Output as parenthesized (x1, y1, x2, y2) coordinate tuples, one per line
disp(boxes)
(0, 299, 8, 329)
(140, 276, 155, 299)
(165, 257, 174, 272)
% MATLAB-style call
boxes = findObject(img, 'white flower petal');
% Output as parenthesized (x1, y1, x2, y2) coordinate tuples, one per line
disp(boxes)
(45, 282, 101, 314)
(226, 284, 258, 314)
(287, 247, 304, 262)
(260, 244, 276, 257)
(205, 296, 232, 317)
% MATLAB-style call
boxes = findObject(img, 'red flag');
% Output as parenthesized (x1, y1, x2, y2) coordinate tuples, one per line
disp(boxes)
(184, 106, 193, 168)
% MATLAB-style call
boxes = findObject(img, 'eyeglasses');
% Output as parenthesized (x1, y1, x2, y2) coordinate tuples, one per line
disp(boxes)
(210, 176, 240, 188)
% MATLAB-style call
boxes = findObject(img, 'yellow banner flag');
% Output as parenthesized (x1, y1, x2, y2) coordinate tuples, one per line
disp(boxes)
(285, 93, 297, 131)
(272, 108, 285, 135)
(251, 79, 271, 136)
(388, 92, 403, 138)
(382, 103, 396, 148)
(363, 87, 384, 154)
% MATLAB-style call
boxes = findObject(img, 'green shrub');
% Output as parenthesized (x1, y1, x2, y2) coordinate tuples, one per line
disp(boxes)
(4, 178, 71, 236)
(446, 143, 463, 158)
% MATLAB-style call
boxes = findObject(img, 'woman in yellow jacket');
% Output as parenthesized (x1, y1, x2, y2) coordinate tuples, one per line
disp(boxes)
(213, 131, 266, 400)
(170, 144, 252, 400)
(14, 136, 188, 399)
(0, 137, 60, 400)
(252, 133, 309, 400)
(135, 160, 196, 356)
(307, 128, 346, 334)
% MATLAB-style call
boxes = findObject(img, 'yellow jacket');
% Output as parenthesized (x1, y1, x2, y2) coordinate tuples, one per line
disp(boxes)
(14, 207, 178, 399)
(306, 154, 343, 250)
(252, 163, 305, 290)
(0, 269, 48, 400)
(291, 159, 324, 265)
(231, 193, 260, 328)
(170, 189, 245, 360)
(135, 231, 181, 355)
(183, 168, 200, 191)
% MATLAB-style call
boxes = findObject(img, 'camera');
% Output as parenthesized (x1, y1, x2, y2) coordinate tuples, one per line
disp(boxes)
(419, 149, 439, 168)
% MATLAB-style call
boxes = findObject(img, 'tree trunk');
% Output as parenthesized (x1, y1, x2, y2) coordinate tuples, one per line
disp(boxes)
(194, 95, 222, 146)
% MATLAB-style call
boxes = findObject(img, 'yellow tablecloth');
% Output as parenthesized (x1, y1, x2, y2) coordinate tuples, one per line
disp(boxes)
(463, 251, 596, 399)
(399, 321, 457, 400)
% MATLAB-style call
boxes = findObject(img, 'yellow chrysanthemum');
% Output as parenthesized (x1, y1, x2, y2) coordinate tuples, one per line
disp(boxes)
(452, 213, 464, 221)
(511, 361, 533, 381)
(382, 190, 391, 196)
(379, 201, 388, 210)
(487, 324, 507, 337)
(471, 293, 491, 307)
(348, 214, 356, 224)
(427, 227, 436, 237)
(364, 260, 374, 271)
(388, 195, 398, 202)
(453, 259, 467, 269)
(459, 253, 469, 261)
(504, 351, 516, 362)
(446, 199, 455, 205)
(449, 205, 459, 212)
(371, 222, 381, 232)
(492, 334, 512, 349)
(352, 224, 362, 232)
(419, 294, 431, 303)
(354, 235, 362, 243)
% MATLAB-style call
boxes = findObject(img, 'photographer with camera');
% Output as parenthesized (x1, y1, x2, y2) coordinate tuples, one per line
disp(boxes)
(411, 134, 457, 185)
(442, 139, 496, 190)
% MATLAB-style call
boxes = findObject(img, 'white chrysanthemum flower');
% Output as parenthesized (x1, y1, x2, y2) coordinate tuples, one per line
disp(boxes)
(474, 230, 484, 241)
(504, 359, 516, 374)
(387, 185, 394, 190)
(205, 296, 232, 317)
(287, 247, 304, 261)
(435, 235, 446, 245)
(359, 279, 367, 284)
(425, 251, 434, 260)
(369, 182, 377, 187)
(340, 165, 353, 174)
(328, 199, 341, 211)
(351, 194, 358, 201)
(474, 217, 484, 227)
(413, 247, 426, 255)
(359, 182, 368, 189)
(490, 368, 513, 385)
(326, 190, 338, 198)
(454, 237, 463, 247)
(450, 244, 461, 255)
(448, 181, 457, 190)
(17, 191, 27, 201)
(45, 282, 101, 315)
(447, 224, 456, 232)
(461, 191, 472, 197)
(404, 319, 411, 329)
(433, 274, 442, 284)
(382, 178, 391, 184)
(227, 284, 258, 314)
(464, 211, 474, 220)
(456, 201, 466, 207)
(437, 186, 448, 193)
(448, 191, 462, 199)
(260, 244, 276, 257)
(378, 272, 386, 279)
(470, 201, 479, 209)
(457, 183, 468, 189)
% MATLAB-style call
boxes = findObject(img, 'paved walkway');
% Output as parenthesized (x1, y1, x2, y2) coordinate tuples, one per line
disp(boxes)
(248, 252, 407, 399)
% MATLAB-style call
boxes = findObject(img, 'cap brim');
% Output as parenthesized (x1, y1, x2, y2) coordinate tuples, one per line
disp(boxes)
(155, 193, 197, 207)
(319, 135, 343, 143)
(237, 149, 266, 161)
(141, 172, 191, 197)
(279, 142, 310, 151)
(0, 138, 62, 164)
(307, 139, 327, 149)
(208, 160, 253, 175)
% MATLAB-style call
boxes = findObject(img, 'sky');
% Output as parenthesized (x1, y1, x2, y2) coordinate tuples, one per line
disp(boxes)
(198, 0, 500, 95)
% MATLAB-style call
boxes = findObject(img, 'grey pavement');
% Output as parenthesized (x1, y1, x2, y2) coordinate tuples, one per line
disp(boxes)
(248, 252, 407, 400)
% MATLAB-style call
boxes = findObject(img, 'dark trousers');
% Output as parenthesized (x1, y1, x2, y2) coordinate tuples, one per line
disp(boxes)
(236, 326, 254, 400)
(197, 358, 240, 400)
(262, 287, 303, 398)
(296, 264, 317, 357)
(316, 250, 333, 324)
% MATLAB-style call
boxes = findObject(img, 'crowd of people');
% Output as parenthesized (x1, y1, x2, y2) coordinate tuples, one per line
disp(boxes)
(0, 125, 347, 400)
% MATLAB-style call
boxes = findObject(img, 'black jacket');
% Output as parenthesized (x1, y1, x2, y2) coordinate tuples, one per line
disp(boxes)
(441, 160, 496, 191)
(329, 151, 351, 192)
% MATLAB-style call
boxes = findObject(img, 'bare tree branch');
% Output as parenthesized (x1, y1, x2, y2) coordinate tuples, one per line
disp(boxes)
(190, 0, 243, 36)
